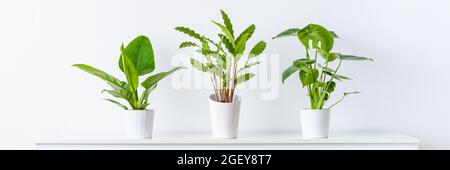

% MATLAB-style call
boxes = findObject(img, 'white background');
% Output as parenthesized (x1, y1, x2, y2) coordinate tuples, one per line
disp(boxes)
(0, 0, 449, 149)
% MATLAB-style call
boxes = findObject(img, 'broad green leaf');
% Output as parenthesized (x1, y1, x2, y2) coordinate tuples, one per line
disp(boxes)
(104, 99, 128, 110)
(235, 24, 255, 46)
(119, 35, 155, 76)
(272, 28, 301, 39)
(179, 41, 199, 48)
(235, 73, 255, 84)
(297, 24, 334, 52)
(326, 81, 336, 93)
(141, 66, 186, 89)
(220, 10, 234, 37)
(190, 58, 209, 72)
(293, 58, 315, 68)
(282, 65, 299, 83)
(212, 20, 235, 47)
(300, 66, 314, 73)
(175, 26, 204, 41)
(120, 45, 139, 93)
(338, 54, 373, 61)
(219, 34, 235, 54)
(316, 49, 337, 62)
(234, 33, 248, 56)
(299, 68, 319, 86)
(249, 41, 266, 58)
(73, 64, 126, 89)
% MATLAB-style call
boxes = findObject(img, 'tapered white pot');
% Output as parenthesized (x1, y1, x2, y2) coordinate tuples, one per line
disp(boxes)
(124, 109, 154, 139)
(300, 109, 330, 138)
(208, 94, 241, 139)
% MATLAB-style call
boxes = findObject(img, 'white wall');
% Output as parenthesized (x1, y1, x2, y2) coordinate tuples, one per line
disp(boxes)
(1, 0, 449, 149)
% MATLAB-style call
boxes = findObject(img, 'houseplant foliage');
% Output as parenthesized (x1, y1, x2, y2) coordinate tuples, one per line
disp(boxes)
(273, 24, 372, 109)
(175, 10, 267, 103)
(73, 35, 185, 110)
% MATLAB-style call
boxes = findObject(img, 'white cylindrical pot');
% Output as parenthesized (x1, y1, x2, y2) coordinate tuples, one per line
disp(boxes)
(300, 109, 330, 138)
(208, 94, 241, 139)
(124, 109, 154, 139)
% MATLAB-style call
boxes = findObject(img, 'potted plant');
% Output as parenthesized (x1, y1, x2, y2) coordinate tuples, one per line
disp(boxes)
(175, 10, 266, 138)
(273, 24, 372, 138)
(73, 35, 185, 139)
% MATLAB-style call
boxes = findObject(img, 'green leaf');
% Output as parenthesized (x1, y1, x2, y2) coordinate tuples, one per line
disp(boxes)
(175, 26, 204, 41)
(249, 41, 266, 58)
(323, 70, 352, 81)
(141, 66, 186, 89)
(179, 41, 199, 48)
(293, 58, 315, 68)
(219, 34, 235, 54)
(297, 24, 334, 52)
(102, 89, 131, 100)
(120, 45, 139, 93)
(190, 58, 209, 72)
(212, 20, 234, 47)
(138, 83, 157, 107)
(238, 61, 261, 73)
(234, 33, 248, 56)
(104, 99, 128, 110)
(282, 65, 299, 83)
(72, 64, 126, 89)
(326, 81, 336, 93)
(338, 54, 373, 61)
(330, 31, 339, 38)
(119, 35, 155, 76)
(316, 49, 337, 62)
(299, 68, 319, 86)
(235, 24, 255, 46)
(235, 73, 255, 84)
(220, 10, 234, 37)
(272, 28, 301, 39)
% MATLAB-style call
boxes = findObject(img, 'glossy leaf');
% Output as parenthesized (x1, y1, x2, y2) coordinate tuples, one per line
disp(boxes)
(234, 33, 248, 55)
(273, 28, 301, 39)
(219, 34, 235, 54)
(299, 68, 319, 86)
(212, 20, 234, 47)
(297, 24, 334, 52)
(141, 66, 186, 89)
(72, 64, 126, 89)
(235, 24, 255, 45)
(249, 41, 266, 58)
(293, 58, 315, 68)
(119, 35, 155, 76)
(220, 10, 234, 37)
(282, 65, 299, 83)
(324, 70, 352, 81)
(326, 81, 336, 93)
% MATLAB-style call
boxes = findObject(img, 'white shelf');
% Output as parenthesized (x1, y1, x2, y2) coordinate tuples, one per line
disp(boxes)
(36, 132, 419, 150)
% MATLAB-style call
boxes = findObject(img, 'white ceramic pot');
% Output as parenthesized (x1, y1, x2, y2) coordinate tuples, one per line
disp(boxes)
(124, 109, 154, 139)
(208, 94, 241, 139)
(300, 109, 330, 138)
